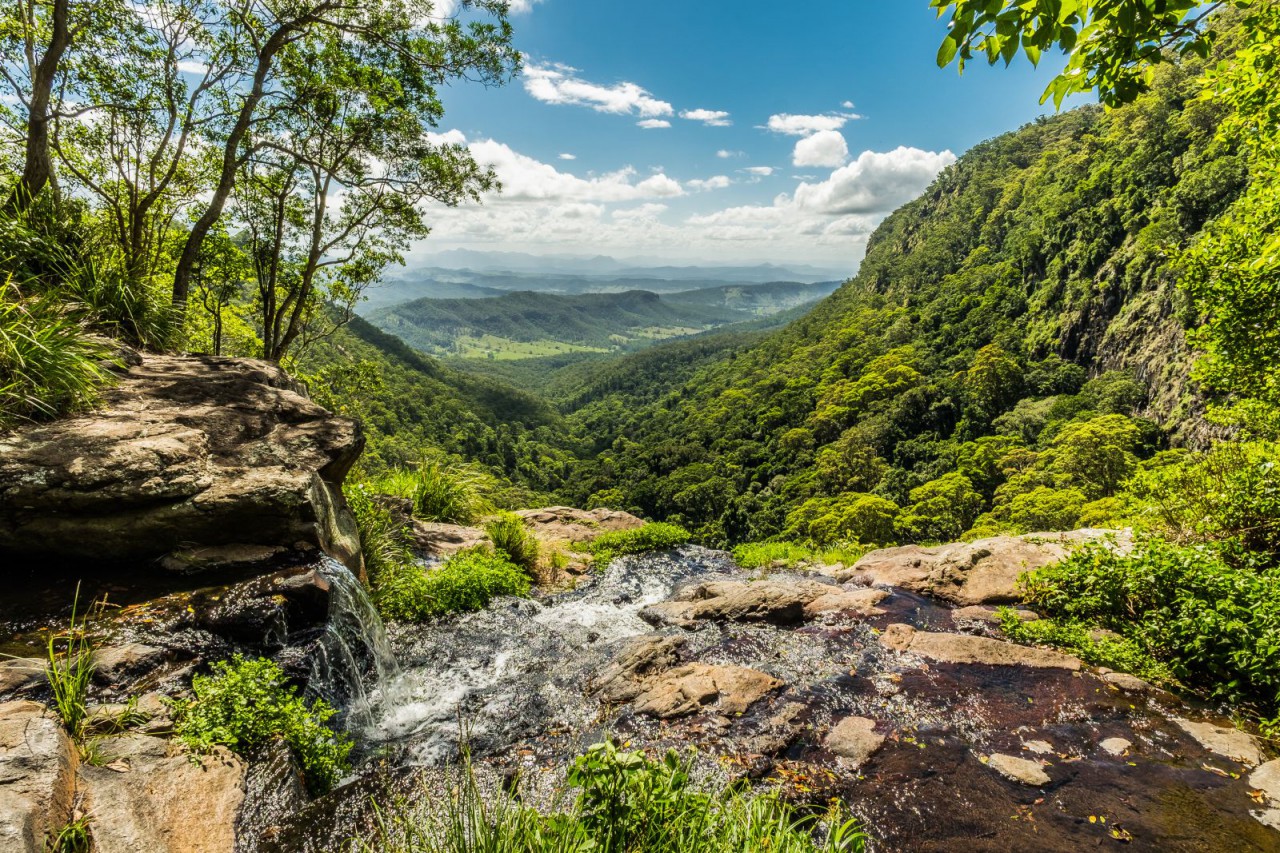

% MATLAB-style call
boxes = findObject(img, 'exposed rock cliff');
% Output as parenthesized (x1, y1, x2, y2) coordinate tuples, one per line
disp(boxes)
(0, 353, 364, 574)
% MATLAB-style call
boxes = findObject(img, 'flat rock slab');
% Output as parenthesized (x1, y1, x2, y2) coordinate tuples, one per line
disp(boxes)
(0, 354, 363, 572)
(987, 753, 1051, 786)
(1250, 760, 1280, 829)
(879, 623, 1082, 669)
(644, 578, 879, 627)
(825, 716, 885, 767)
(1175, 719, 1265, 767)
(0, 701, 77, 853)
(850, 529, 1131, 606)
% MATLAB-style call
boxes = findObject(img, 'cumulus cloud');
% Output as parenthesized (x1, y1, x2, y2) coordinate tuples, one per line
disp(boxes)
(765, 112, 861, 137)
(680, 108, 732, 127)
(743, 166, 774, 176)
(792, 147, 956, 214)
(523, 63, 673, 118)
(637, 119, 672, 129)
(792, 130, 849, 168)
(467, 137, 684, 202)
(612, 203, 668, 221)
(841, 100, 855, 109)
(687, 175, 732, 191)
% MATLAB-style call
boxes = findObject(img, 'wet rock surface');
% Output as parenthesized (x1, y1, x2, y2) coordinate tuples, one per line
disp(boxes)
(0, 353, 364, 573)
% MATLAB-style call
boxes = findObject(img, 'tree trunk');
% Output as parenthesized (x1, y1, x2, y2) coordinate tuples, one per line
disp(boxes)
(4, 0, 71, 214)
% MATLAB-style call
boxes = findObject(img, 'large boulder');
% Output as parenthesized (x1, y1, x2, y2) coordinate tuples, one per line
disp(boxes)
(848, 529, 1131, 606)
(0, 354, 364, 573)
(642, 578, 885, 628)
(0, 701, 78, 853)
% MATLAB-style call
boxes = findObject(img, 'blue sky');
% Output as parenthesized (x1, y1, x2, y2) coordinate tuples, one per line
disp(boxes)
(417, 0, 1083, 272)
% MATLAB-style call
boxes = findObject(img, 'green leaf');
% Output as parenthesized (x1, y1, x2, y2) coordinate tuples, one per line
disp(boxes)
(938, 34, 960, 67)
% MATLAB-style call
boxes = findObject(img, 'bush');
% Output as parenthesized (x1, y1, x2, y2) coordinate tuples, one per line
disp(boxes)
(356, 739, 866, 853)
(588, 523, 692, 567)
(1012, 537, 1280, 721)
(0, 280, 113, 428)
(732, 541, 814, 569)
(374, 457, 494, 524)
(485, 512, 540, 575)
(170, 656, 352, 794)
(997, 608, 1174, 685)
(344, 483, 417, 588)
(378, 549, 531, 622)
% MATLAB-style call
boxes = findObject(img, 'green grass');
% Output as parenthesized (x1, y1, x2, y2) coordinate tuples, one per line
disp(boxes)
(169, 655, 352, 794)
(46, 812, 92, 853)
(731, 540, 872, 571)
(485, 512, 540, 575)
(44, 587, 96, 742)
(344, 483, 418, 588)
(354, 740, 866, 853)
(450, 334, 611, 360)
(587, 523, 692, 567)
(372, 457, 495, 524)
(375, 549, 532, 622)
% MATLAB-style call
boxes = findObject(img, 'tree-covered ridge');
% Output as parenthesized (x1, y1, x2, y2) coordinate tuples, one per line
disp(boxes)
(561, 42, 1246, 547)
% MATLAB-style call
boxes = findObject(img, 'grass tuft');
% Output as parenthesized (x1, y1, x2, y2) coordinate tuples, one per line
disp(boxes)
(587, 523, 691, 568)
(485, 512, 540, 575)
(373, 457, 494, 524)
(44, 586, 96, 742)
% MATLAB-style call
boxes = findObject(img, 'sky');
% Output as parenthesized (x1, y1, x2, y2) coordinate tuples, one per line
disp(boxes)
(414, 0, 1085, 273)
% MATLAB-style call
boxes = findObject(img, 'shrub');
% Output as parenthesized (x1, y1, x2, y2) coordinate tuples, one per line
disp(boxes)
(588, 523, 692, 567)
(485, 512, 540, 575)
(344, 482, 417, 588)
(378, 549, 532, 622)
(996, 609, 1174, 685)
(0, 280, 113, 428)
(169, 656, 352, 794)
(356, 740, 866, 853)
(374, 457, 494, 524)
(1012, 537, 1280, 721)
(732, 541, 814, 569)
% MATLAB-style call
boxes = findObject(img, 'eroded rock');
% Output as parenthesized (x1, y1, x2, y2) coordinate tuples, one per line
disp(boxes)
(643, 578, 876, 627)
(879, 623, 1082, 669)
(0, 701, 77, 853)
(825, 716, 884, 768)
(1249, 759, 1280, 829)
(986, 752, 1051, 786)
(1175, 719, 1265, 767)
(631, 663, 783, 718)
(0, 354, 364, 573)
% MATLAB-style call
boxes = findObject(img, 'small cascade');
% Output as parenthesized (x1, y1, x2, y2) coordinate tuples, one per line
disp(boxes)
(308, 558, 399, 728)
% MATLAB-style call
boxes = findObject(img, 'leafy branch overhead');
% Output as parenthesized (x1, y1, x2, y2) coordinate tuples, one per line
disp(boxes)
(932, 0, 1243, 106)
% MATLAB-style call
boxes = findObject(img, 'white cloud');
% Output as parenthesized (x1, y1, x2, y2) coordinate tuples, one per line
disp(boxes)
(467, 137, 684, 202)
(716, 149, 743, 159)
(426, 129, 468, 146)
(432, 0, 539, 16)
(765, 112, 860, 137)
(637, 119, 672, 129)
(841, 100, 855, 109)
(559, 153, 576, 160)
(743, 166, 774, 176)
(523, 63, 673, 117)
(508, 0, 542, 11)
(680, 108, 732, 127)
(791, 147, 956, 214)
(687, 175, 732, 191)
(792, 130, 849, 168)
(612, 203, 668, 221)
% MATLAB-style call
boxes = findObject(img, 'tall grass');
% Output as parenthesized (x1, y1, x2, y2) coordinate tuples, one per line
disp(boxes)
(485, 513, 540, 575)
(587, 523, 691, 568)
(44, 586, 97, 741)
(0, 280, 113, 428)
(344, 483, 418, 587)
(353, 741, 866, 853)
(373, 456, 494, 524)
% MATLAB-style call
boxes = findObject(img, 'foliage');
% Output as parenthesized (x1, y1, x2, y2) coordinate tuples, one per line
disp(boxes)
(43, 587, 95, 741)
(357, 740, 866, 853)
(46, 812, 92, 853)
(997, 608, 1175, 684)
(484, 512, 540, 575)
(588, 523, 692, 567)
(732, 541, 816, 569)
(372, 456, 495, 524)
(375, 549, 531, 623)
(169, 655, 352, 794)
(1014, 537, 1280, 720)
(344, 482, 417, 589)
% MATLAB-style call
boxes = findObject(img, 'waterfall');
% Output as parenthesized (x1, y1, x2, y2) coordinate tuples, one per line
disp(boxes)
(307, 557, 398, 728)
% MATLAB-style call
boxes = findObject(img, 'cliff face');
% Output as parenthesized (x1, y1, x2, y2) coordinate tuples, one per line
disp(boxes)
(0, 353, 364, 575)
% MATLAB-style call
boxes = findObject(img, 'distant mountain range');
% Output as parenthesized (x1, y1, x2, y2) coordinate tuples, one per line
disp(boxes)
(407, 249, 850, 281)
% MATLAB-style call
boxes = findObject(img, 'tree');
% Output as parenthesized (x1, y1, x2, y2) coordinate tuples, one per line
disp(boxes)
(896, 472, 985, 542)
(964, 343, 1023, 419)
(931, 0, 1246, 107)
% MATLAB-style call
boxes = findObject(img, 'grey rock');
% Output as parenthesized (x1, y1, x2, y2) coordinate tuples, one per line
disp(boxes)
(986, 752, 1051, 786)
(825, 716, 885, 768)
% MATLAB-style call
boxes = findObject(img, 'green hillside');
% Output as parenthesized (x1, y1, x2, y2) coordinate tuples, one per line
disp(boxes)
(559, 50, 1246, 546)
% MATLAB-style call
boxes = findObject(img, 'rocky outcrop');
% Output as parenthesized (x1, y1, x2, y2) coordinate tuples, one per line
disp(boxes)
(879, 623, 1083, 669)
(825, 716, 884, 768)
(0, 701, 77, 853)
(0, 354, 364, 573)
(643, 578, 886, 628)
(847, 529, 1131, 606)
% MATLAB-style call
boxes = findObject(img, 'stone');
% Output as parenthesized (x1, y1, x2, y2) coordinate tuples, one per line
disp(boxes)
(235, 740, 308, 850)
(1175, 719, 1265, 767)
(643, 578, 839, 627)
(1099, 737, 1132, 757)
(952, 605, 1038, 625)
(804, 588, 889, 617)
(0, 659, 42, 697)
(592, 635, 687, 704)
(0, 354, 364, 573)
(0, 701, 78, 853)
(852, 529, 1132, 606)
(92, 644, 168, 688)
(744, 702, 808, 756)
(411, 522, 487, 558)
(78, 733, 244, 853)
(160, 544, 286, 574)
(825, 716, 885, 768)
(1022, 740, 1054, 755)
(879, 623, 1082, 669)
(986, 753, 1051, 786)
(1100, 671, 1157, 694)
(631, 663, 783, 718)
(1248, 759, 1280, 829)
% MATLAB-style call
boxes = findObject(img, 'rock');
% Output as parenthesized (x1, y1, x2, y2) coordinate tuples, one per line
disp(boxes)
(1248, 759, 1280, 829)
(0, 659, 42, 697)
(0, 354, 364, 573)
(643, 578, 838, 627)
(744, 702, 808, 756)
(1100, 737, 1132, 757)
(78, 733, 244, 853)
(236, 740, 309, 850)
(1175, 719, 1265, 767)
(411, 521, 487, 558)
(0, 700, 78, 853)
(515, 506, 644, 545)
(804, 588, 889, 617)
(1099, 671, 1157, 694)
(631, 663, 783, 718)
(592, 634, 782, 718)
(952, 605, 1038, 625)
(986, 753, 1051, 786)
(160, 544, 287, 574)
(1022, 740, 1054, 755)
(852, 529, 1131, 606)
(879, 624, 1082, 669)
(92, 643, 168, 688)
(825, 716, 885, 768)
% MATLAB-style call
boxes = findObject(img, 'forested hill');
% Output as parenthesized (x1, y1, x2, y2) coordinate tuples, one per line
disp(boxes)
(560, 50, 1246, 547)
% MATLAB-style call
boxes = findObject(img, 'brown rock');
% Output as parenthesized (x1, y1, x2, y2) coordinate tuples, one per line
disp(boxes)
(804, 588, 889, 617)
(1099, 671, 1157, 694)
(852, 530, 1131, 606)
(825, 716, 885, 767)
(952, 605, 1038, 625)
(0, 659, 42, 697)
(632, 663, 783, 718)
(879, 624, 1082, 669)
(0, 701, 78, 853)
(411, 521, 487, 558)
(92, 644, 167, 688)
(0, 354, 364, 573)
(644, 578, 837, 627)
(592, 635, 687, 704)
(79, 734, 244, 853)
(1175, 719, 1265, 767)
(986, 753, 1051, 786)
(1249, 759, 1280, 829)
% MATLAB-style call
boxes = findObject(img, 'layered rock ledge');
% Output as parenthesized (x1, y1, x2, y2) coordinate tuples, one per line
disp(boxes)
(0, 354, 364, 573)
